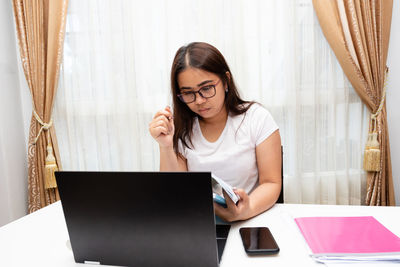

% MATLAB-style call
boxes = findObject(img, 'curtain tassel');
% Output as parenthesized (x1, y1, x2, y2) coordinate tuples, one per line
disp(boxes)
(44, 144, 58, 189)
(362, 67, 388, 173)
(363, 131, 381, 172)
(32, 110, 59, 188)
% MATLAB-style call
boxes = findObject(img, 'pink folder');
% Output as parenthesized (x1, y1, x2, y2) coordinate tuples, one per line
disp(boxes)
(294, 216, 400, 255)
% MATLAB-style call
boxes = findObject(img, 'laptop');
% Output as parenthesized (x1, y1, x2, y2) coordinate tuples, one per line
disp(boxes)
(55, 171, 230, 267)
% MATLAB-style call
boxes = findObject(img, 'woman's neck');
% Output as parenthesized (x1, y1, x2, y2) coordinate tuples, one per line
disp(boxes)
(198, 107, 228, 143)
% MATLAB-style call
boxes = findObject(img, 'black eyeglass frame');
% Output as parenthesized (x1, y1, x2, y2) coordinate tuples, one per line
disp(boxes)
(177, 79, 221, 104)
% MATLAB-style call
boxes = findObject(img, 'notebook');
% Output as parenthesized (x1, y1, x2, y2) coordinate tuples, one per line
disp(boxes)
(294, 216, 400, 264)
(55, 171, 230, 267)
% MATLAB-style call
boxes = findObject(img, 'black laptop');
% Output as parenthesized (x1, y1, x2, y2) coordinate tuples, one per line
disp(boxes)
(55, 171, 230, 267)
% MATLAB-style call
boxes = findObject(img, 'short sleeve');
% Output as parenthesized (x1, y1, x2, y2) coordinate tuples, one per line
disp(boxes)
(249, 104, 279, 146)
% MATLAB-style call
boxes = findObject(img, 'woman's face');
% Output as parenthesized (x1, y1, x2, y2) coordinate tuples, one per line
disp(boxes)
(177, 67, 226, 120)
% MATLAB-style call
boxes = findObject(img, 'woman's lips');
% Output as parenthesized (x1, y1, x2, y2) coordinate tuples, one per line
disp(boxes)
(198, 108, 210, 114)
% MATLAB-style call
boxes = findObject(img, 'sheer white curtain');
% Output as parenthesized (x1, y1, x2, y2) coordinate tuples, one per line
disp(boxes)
(54, 0, 369, 205)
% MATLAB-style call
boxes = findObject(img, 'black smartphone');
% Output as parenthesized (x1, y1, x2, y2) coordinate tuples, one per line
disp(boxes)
(239, 227, 280, 255)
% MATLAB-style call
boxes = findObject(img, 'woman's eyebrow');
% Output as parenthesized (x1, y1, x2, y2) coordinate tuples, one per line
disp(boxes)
(197, 80, 214, 86)
(180, 80, 214, 90)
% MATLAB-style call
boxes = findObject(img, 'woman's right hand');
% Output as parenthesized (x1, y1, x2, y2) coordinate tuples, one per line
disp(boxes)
(149, 106, 174, 148)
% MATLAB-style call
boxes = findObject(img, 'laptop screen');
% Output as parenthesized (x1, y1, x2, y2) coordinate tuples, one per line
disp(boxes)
(56, 171, 220, 267)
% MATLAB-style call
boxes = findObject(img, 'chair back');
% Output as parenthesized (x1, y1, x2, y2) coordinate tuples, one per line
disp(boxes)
(276, 146, 284, 203)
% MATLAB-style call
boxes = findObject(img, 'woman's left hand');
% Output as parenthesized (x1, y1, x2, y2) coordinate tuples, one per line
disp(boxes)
(213, 188, 252, 222)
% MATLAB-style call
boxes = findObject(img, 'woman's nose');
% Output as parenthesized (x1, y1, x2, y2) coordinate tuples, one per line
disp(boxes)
(194, 92, 206, 104)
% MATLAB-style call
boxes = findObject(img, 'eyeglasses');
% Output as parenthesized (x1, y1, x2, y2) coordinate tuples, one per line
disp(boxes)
(177, 80, 220, 104)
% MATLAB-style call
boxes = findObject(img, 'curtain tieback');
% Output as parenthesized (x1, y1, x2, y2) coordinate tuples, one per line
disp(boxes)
(363, 67, 388, 172)
(32, 109, 58, 189)
(33, 109, 53, 144)
(370, 67, 389, 120)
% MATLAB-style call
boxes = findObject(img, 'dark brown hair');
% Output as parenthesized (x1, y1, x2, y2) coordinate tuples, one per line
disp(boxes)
(171, 42, 254, 154)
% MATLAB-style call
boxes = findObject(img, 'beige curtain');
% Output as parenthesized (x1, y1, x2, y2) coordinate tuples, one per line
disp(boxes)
(12, 0, 69, 212)
(312, 0, 395, 205)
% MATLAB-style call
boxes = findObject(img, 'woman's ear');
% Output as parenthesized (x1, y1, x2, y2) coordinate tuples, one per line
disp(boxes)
(225, 71, 231, 82)
(225, 71, 231, 91)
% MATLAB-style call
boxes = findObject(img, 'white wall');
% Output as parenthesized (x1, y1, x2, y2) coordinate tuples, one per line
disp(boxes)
(0, 0, 28, 227)
(387, 0, 400, 206)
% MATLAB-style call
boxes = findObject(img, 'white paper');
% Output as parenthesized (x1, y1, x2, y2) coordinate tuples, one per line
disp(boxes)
(312, 254, 400, 265)
(211, 173, 240, 204)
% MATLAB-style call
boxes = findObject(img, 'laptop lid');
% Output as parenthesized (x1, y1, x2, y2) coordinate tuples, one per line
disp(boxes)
(55, 171, 219, 267)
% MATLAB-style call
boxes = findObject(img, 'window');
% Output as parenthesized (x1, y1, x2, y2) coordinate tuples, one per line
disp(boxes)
(54, 0, 368, 204)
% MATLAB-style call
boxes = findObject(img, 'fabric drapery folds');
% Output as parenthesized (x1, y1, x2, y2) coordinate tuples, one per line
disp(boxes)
(12, 0, 69, 212)
(312, 0, 395, 205)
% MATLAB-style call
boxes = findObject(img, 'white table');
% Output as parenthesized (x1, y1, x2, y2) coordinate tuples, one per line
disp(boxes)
(1, 201, 400, 267)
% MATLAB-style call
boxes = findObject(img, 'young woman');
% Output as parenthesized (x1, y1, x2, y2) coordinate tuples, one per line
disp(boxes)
(149, 42, 281, 222)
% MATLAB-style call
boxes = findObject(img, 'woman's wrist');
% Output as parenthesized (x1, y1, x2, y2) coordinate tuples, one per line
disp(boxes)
(159, 145, 174, 151)
(238, 199, 254, 221)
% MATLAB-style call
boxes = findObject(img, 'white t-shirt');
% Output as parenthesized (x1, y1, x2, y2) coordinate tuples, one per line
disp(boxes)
(178, 103, 279, 194)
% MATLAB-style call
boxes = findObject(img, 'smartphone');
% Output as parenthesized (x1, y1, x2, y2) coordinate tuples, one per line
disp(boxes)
(239, 227, 280, 255)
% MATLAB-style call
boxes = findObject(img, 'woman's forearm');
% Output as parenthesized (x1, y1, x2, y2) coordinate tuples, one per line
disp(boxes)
(247, 181, 281, 219)
(159, 146, 187, 171)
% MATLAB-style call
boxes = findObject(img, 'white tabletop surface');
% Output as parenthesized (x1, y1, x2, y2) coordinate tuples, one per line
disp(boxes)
(1, 201, 400, 267)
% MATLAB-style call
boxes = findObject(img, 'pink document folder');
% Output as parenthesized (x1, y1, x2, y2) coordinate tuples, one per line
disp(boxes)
(294, 216, 400, 255)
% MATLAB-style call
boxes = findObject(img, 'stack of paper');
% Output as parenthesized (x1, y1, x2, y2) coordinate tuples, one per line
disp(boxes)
(294, 216, 400, 264)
